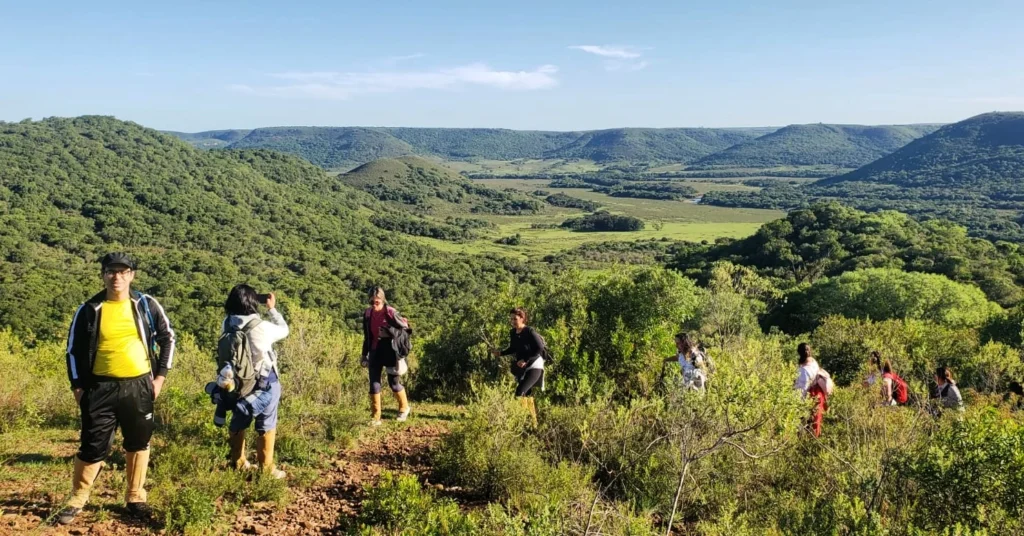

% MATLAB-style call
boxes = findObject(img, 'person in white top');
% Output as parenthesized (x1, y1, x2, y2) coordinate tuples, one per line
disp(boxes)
(663, 333, 707, 391)
(794, 343, 827, 437)
(223, 284, 289, 479)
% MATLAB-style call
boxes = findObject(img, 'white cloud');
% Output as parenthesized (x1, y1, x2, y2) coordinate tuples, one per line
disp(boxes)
(569, 45, 642, 59)
(570, 45, 650, 72)
(232, 63, 558, 100)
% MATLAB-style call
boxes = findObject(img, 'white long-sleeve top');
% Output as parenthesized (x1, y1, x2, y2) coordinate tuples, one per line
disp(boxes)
(223, 309, 289, 377)
(794, 358, 820, 396)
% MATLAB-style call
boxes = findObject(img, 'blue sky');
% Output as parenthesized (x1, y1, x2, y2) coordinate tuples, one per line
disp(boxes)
(1, 0, 1021, 131)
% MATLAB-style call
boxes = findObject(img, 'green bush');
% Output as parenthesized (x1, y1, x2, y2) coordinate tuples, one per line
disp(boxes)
(890, 409, 1024, 533)
(351, 471, 478, 535)
(163, 486, 217, 535)
(777, 268, 1002, 333)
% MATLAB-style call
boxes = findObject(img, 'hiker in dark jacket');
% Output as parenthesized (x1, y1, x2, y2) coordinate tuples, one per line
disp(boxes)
(491, 307, 544, 425)
(58, 253, 176, 525)
(361, 287, 410, 426)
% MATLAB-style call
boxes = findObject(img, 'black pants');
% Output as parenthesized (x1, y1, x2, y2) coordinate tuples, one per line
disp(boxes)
(368, 350, 403, 395)
(515, 368, 544, 397)
(78, 374, 155, 463)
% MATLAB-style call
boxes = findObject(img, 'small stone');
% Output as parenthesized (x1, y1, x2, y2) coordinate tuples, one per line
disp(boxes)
(69, 529, 86, 535)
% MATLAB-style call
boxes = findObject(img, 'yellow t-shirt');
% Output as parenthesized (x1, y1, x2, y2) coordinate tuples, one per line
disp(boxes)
(93, 299, 151, 378)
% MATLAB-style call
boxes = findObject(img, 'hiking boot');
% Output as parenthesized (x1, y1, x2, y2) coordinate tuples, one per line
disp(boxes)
(55, 506, 81, 525)
(125, 502, 154, 521)
(256, 430, 287, 480)
(394, 390, 410, 422)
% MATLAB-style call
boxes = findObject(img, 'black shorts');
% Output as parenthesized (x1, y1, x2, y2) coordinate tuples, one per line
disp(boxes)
(78, 373, 155, 463)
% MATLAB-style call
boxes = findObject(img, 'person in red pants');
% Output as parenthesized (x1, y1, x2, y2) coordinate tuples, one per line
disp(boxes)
(793, 343, 828, 437)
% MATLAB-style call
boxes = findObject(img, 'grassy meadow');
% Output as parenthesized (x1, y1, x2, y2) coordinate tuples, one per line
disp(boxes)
(404, 178, 782, 259)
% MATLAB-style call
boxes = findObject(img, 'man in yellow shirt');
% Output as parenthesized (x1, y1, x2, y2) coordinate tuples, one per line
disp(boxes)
(58, 253, 176, 525)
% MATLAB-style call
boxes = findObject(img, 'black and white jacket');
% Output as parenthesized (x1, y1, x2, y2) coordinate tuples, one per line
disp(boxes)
(65, 290, 176, 389)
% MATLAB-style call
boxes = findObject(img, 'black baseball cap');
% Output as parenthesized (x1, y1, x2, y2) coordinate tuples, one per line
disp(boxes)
(100, 252, 137, 270)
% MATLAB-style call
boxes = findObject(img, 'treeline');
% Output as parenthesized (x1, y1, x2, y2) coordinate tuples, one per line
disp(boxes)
(560, 211, 645, 232)
(543, 193, 601, 211)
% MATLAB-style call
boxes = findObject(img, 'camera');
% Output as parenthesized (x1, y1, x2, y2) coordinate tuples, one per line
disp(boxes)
(257, 293, 271, 304)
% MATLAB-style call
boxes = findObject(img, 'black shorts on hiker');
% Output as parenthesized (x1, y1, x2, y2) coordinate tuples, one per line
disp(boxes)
(515, 368, 543, 397)
(368, 350, 404, 395)
(78, 373, 155, 463)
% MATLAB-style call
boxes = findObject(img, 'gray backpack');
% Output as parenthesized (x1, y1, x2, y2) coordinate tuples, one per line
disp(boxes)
(216, 319, 261, 398)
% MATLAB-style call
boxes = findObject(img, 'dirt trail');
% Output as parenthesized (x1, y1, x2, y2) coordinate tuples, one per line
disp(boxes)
(231, 421, 450, 535)
(1, 419, 455, 535)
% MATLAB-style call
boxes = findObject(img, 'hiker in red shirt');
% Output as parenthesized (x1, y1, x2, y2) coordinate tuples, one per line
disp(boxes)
(361, 287, 411, 426)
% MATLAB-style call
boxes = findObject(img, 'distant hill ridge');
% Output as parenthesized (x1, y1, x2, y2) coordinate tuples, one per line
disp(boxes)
(171, 126, 777, 168)
(691, 123, 941, 168)
(820, 112, 1024, 190)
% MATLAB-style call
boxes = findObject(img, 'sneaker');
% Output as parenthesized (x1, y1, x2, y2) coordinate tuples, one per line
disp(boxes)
(370, 418, 383, 427)
(267, 467, 287, 480)
(125, 502, 154, 521)
(396, 408, 411, 422)
(55, 506, 80, 525)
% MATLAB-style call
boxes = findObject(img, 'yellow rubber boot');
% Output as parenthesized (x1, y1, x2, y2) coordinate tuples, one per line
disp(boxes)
(518, 397, 538, 427)
(370, 392, 383, 426)
(67, 456, 103, 509)
(256, 429, 286, 479)
(228, 430, 251, 470)
(394, 390, 411, 422)
(124, 449, 150, 504)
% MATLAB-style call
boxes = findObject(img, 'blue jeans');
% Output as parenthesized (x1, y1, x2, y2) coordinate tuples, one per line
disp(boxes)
(229, 372, 281, 433)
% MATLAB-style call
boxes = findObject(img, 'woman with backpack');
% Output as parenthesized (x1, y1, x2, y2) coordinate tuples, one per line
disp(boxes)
(223, 285, 290, 479)
(490, 307, 544, 426)
(879, 360, 910, 406)
(663, 333, 707, 391)
(933, 366, 963, 411)
(793, 343, 829, 437)
(361, 287, 411, 426)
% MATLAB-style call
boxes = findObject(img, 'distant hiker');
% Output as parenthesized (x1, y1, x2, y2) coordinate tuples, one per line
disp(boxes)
(361, 287, 412, 426)
(58, 253, 176, 525)
(793, 343, 831, 437)
(491, 308, 545, 426)
(932, 366, 963, 411)
(219, 285, 290, 479)
(663, 333, 708, 391)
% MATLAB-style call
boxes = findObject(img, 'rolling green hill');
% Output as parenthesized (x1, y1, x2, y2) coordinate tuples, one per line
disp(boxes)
(702, 113, 1024, 242)
(173, 126, 776, 168)
(165, 129, 252, 149)
(691, 123, 940, 168)
(340, 156, 542, 215)
(819, 112, 1024, 191)
(0, 117, 527, 344)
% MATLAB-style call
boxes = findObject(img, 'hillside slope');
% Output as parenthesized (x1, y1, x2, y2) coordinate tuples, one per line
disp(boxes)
(547, 128, 767, 162)
(692, 123, 940, 168)
(0, 117, 525, 343)
(340, 156, 541, 215)
(819, 112, 1024, 192)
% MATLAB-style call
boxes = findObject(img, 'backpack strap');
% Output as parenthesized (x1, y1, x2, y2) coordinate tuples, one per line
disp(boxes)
(134, 291, 157, 351)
